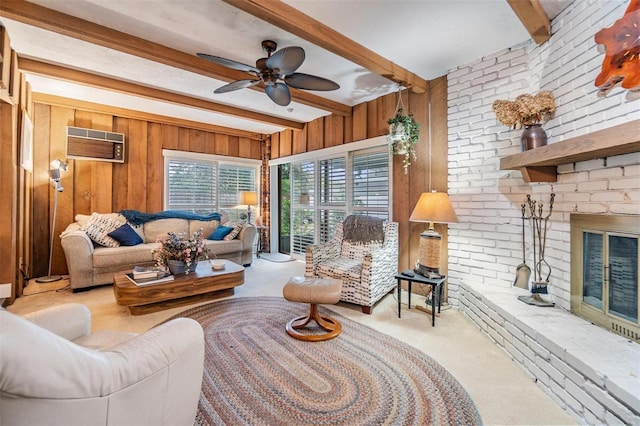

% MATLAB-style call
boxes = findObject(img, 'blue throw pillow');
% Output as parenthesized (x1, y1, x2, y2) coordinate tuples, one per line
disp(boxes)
(108, 223, 143, 246)
(209, 225, 234, 241)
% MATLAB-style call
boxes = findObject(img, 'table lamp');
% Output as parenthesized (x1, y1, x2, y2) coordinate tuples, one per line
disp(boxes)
(239, 191, 258, 224)
(409, 191, 458, 277)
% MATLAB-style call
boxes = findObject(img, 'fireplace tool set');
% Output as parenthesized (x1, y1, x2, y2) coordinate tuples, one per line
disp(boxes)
(516, 192, 555, 307)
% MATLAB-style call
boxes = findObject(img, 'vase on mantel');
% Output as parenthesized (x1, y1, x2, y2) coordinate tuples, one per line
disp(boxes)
(521, 124, 548, 151)
(167, 259, 197, 275)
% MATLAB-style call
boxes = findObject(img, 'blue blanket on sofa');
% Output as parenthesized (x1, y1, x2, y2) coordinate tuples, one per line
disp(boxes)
(119, 210, 222, 226)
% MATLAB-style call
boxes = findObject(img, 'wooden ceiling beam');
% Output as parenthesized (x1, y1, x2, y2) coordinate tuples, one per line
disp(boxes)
(19, 58, 305, 131)
(0, 0, 351, 116)
(506, 0, 551, 45)
(222, 0, 428, 94)
(32, 92, 266, 140)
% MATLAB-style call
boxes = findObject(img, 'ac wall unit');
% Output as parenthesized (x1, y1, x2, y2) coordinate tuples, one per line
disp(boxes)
(66, 126, 125, 163)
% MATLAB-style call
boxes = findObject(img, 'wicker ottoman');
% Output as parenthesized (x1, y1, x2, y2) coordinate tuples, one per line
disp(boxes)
(282, 276, 342, 341)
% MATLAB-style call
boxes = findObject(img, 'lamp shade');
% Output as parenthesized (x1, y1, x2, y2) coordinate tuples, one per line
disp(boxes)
(239, 191, 258, 206)
(409, 192, 458, 224)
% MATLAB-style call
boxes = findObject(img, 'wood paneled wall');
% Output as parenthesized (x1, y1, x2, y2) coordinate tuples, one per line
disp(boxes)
(0, 26, 27, 304)
(31, 104, 263, 277)
(270, 77, 449, 291)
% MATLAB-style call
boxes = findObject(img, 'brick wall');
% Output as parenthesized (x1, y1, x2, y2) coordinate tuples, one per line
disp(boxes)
(447, 0, 640, 310)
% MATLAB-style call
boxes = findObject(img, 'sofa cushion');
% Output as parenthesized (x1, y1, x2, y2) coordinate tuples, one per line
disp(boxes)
(143, 219, 189, 243)
(92, 243, 158, 268)
(189, 219, 220, 238)
(223, 222, 243, 241)
(205, 240, 243, 256)
(75, 212, 125, 228)
(81, 213, 123, 247)
(108, 223, 143, 246)
(209, 225, 233, 241)
(316, 257, 363, 283)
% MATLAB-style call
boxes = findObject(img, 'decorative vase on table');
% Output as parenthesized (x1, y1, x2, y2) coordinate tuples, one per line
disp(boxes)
(520, 124, 548, 151)
(167, 259, 197, 275)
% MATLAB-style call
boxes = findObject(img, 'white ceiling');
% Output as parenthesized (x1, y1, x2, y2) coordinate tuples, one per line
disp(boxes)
(0, 0, 571, 135)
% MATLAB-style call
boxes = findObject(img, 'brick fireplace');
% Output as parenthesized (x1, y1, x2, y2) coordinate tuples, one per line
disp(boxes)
(443, 1, 639, 423)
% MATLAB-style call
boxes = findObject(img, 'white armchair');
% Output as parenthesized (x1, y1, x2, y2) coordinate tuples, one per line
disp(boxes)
(0, 303, 204, 426)
(305, 217, 399, 314)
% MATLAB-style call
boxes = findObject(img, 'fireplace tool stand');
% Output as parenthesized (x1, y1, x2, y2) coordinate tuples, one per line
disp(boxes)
(518, 192, 555, 307)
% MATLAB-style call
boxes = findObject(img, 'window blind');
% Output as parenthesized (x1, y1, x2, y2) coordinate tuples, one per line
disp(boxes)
(352, 150, 390, 220)
(167, 159, 217, 214)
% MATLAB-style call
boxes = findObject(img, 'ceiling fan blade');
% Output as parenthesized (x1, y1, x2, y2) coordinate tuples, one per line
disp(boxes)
(265, 83, 291, 106)
(285, 73, 340, 91)
(266, 46, 305, 75)
(197, 53, 259, 73)
(214, 79, 261, 94)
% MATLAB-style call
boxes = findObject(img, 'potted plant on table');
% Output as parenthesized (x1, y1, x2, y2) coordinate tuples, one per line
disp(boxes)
(387, 108, 420, 173)
(153, 229, 208, 275)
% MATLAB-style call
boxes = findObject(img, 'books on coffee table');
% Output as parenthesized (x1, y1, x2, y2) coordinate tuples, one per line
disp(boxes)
(132, 265, 166, 280)
(126, 271, 174, 286)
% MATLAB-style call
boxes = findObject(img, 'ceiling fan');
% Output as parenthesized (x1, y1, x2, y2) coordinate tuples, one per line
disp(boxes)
(197, 40, 340, 106)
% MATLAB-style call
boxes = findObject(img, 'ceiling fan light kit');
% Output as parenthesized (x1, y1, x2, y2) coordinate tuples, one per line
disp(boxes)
(197, 40, 340, 106)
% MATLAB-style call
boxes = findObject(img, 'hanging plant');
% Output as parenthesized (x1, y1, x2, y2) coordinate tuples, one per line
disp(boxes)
(387, 108, 420, 174)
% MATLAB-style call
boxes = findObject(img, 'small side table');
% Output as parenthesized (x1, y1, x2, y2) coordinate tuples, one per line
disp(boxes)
(395, 270, 445, 327)
(255, 225, 268, 258)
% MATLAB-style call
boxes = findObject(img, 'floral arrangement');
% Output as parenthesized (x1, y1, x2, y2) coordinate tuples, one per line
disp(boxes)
(153, 229, 208, 268)
(492, 91, 556, 129)
(387, 108, 420, 173)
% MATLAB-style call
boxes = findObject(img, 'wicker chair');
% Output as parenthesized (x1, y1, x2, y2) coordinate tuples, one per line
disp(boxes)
(305, 218, 399, 314)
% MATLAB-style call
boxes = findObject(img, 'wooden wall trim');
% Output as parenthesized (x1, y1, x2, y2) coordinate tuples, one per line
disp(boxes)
(0, 102, 18, 303)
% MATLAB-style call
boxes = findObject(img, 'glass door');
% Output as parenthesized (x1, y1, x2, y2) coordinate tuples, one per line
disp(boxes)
(278, 164, 290, 254)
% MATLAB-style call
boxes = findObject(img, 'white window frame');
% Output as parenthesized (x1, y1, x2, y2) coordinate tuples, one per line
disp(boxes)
(269, 136, 393, 257)
(163, 149, 261, 216)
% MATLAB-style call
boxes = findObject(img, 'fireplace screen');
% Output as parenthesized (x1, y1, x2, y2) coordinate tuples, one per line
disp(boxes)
(571, 214, 639, 341)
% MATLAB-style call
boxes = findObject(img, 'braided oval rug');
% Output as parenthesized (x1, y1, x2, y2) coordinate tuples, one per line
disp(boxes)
(168, 297, 482, 426)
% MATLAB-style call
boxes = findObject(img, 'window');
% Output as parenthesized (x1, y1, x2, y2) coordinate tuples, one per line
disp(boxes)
(352, 150, 390, 219)
(164, 150, 259, 218)
(287, 145, 391, 255)
(318, 157, 346, 242)
(219, 164, 257, 220)
(166, 158, 217, 214)
(291, 161, 315, 255)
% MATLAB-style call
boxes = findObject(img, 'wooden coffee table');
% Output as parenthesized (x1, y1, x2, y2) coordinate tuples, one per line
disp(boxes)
(113, 260, 244, 315)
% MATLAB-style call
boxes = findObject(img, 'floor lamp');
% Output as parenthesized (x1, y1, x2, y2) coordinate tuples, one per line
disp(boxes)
(36, 159, 67, 283)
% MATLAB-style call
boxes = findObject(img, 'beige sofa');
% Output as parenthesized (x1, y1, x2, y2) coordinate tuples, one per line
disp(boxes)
(1, 303, 204, 426)
(61, 211, 256, 290)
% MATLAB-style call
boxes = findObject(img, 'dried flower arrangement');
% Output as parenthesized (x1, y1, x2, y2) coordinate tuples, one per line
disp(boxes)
(153, 229, 208, 269)
(492, 91, 556, 129)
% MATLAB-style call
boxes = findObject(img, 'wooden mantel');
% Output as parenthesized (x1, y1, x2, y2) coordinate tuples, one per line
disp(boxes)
(500, 120, 640, 182)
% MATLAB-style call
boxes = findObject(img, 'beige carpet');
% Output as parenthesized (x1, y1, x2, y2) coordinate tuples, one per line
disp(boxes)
(22, 277, 69, 296)
(9, 258, 576, 425)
